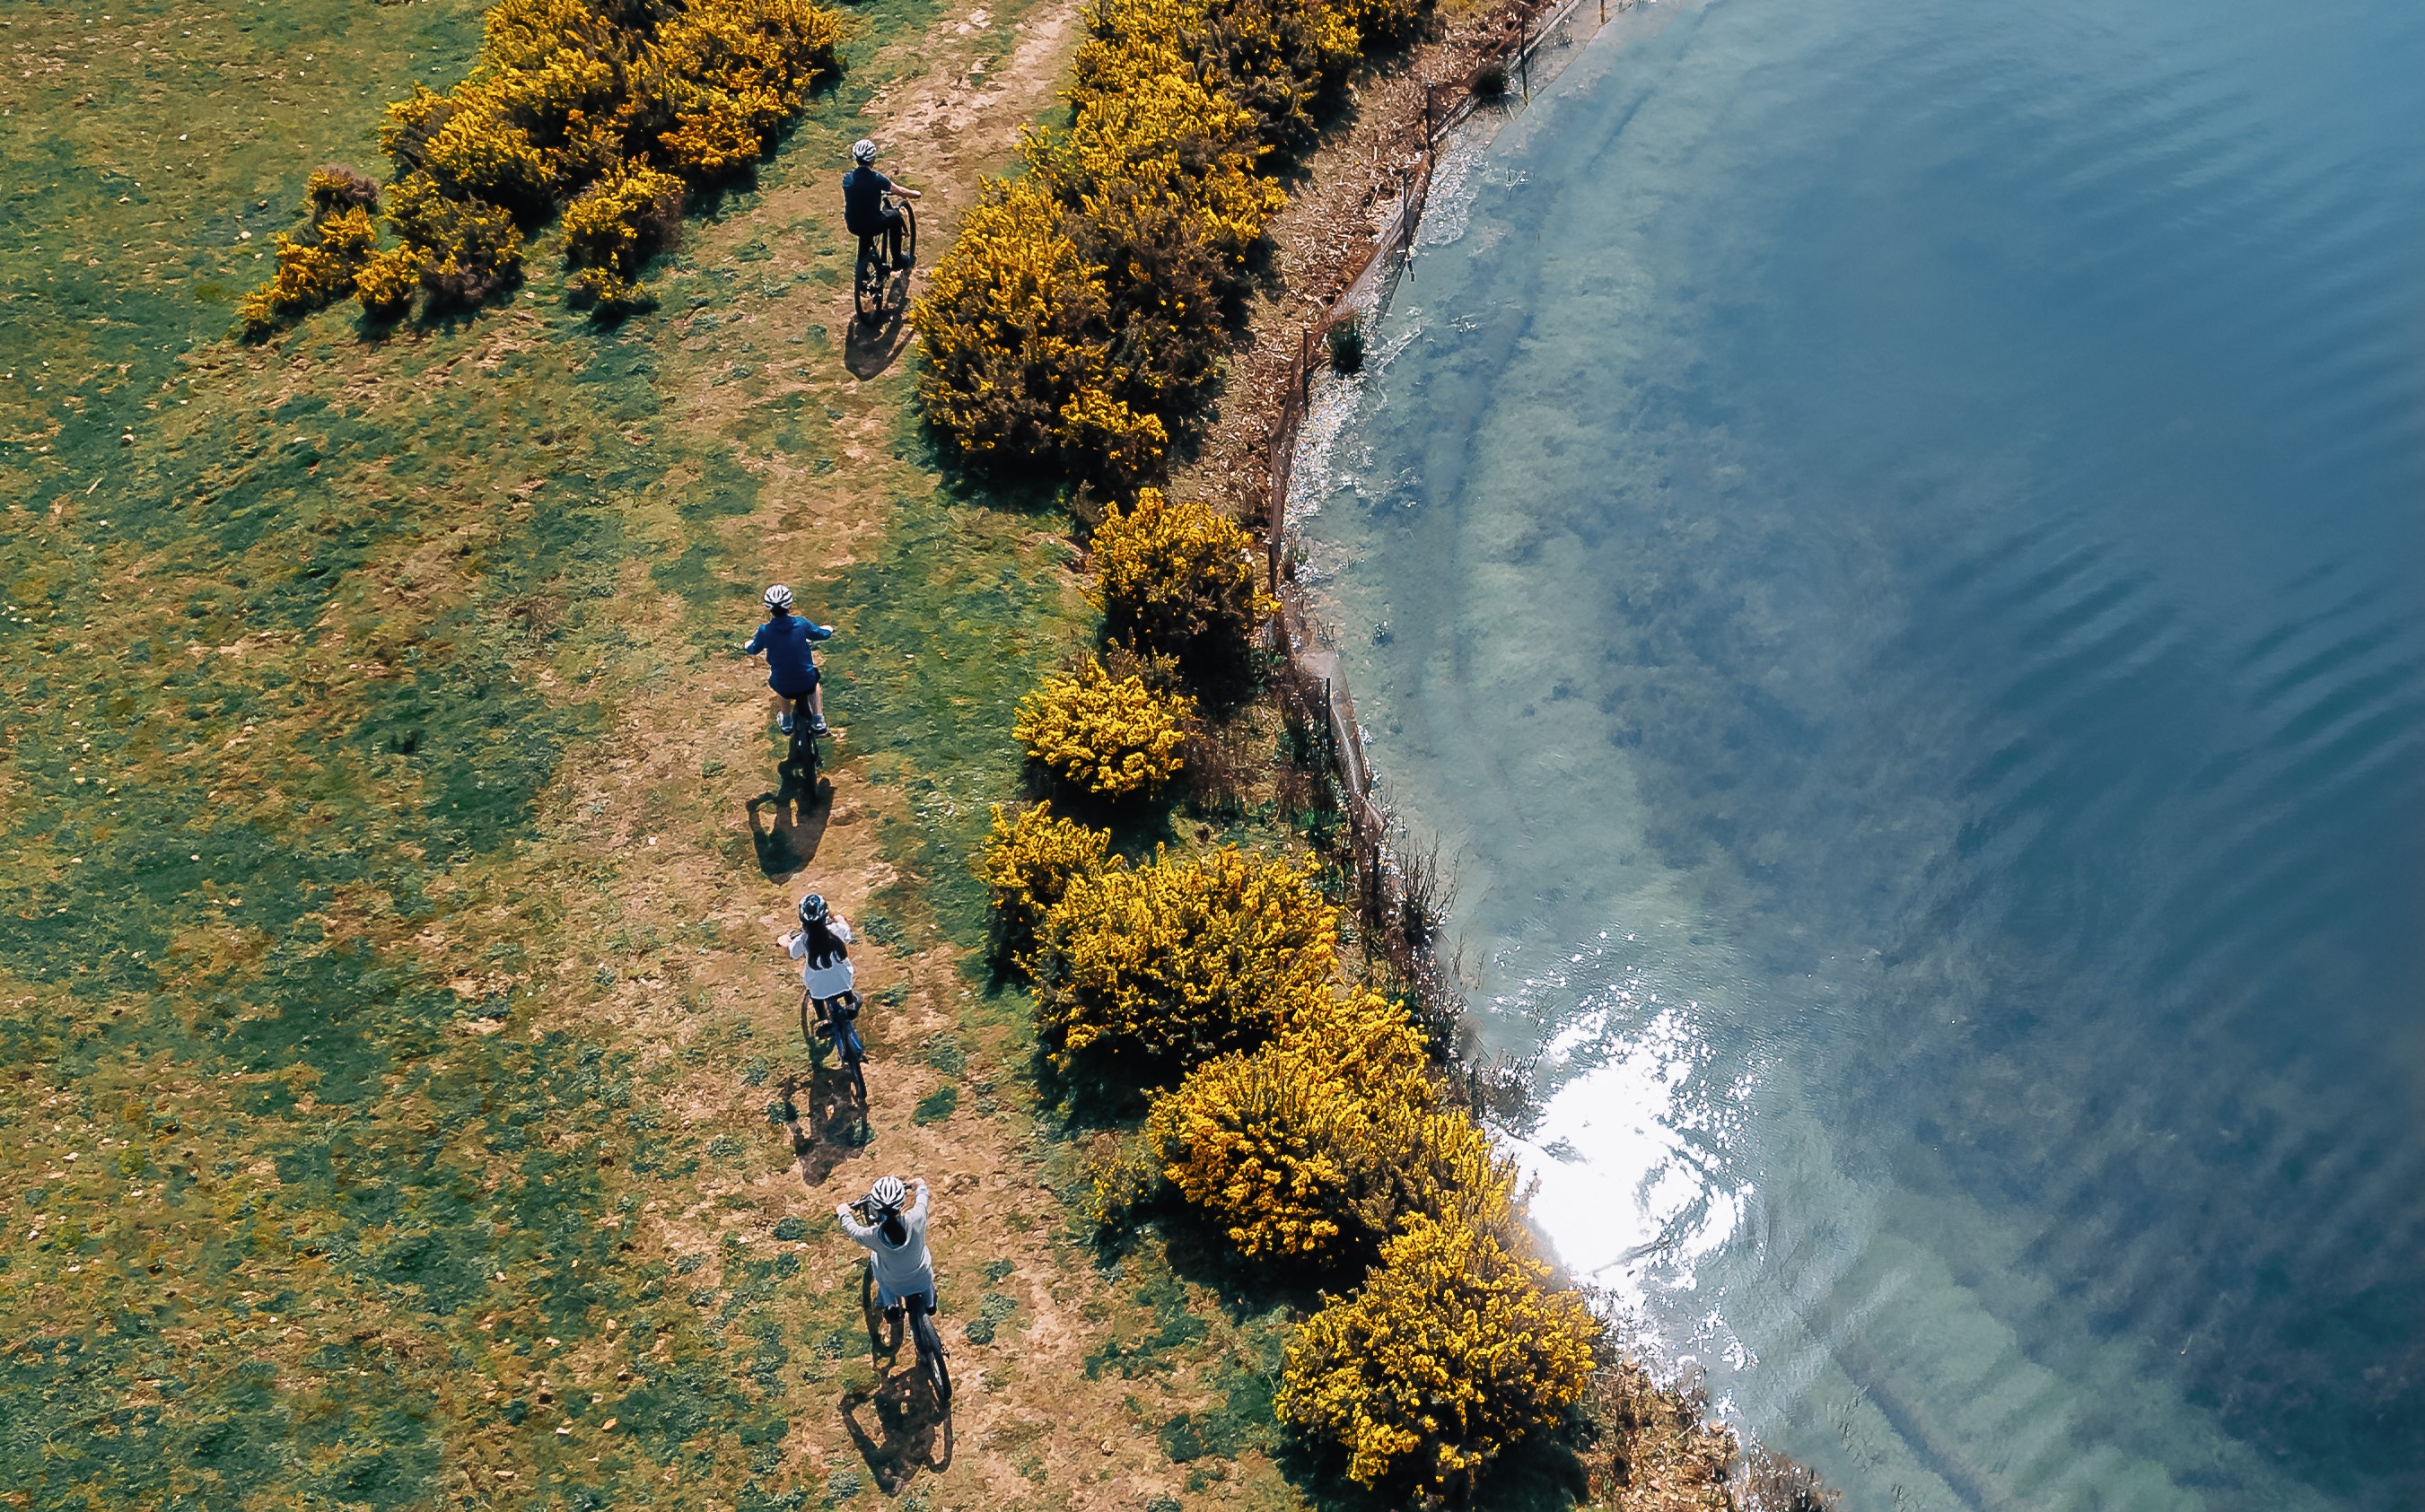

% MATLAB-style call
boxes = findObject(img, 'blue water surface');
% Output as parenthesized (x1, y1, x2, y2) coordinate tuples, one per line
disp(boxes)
(1300, 0, 2425, 1506)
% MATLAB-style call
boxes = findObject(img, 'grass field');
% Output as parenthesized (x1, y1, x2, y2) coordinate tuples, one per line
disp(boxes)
(0, 2, 1372, 1508)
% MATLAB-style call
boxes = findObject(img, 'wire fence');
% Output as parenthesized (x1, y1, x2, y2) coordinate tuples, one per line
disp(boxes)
(1263, 0, 1624, 1021)
(1263, 0, 1615, 590)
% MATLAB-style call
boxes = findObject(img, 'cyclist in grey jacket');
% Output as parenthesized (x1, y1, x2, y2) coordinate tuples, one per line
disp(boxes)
(837, 1175, 933, 1322)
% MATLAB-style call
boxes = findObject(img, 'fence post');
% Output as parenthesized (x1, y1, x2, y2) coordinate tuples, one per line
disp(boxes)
(1268, 484, 1283, 590)
(1323, 677, 1336, 773)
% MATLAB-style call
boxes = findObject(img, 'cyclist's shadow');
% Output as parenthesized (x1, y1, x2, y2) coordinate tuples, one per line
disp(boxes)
(746, 769, 830, 880)
(776, 1066, 868, 1186)
(838, 1376, 952, 1490)
(843, 301, 911, 380)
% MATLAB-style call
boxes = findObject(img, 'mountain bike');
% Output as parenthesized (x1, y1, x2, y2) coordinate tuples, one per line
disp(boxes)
(850, 1209, 952, 1411)
(805, 986, 867, 1100)
(854, 194, 917, 324)
(905, 1289, 950, 1409)
(780, 691, 820, 785)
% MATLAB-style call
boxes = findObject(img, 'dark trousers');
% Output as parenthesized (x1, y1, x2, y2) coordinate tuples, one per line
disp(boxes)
(859, 207, 906, 267)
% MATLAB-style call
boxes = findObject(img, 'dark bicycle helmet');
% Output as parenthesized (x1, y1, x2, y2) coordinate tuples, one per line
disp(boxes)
(798, 893, 828, 926)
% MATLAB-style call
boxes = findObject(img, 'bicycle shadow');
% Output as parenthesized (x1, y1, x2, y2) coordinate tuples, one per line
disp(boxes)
(746, 771, 830, 880)
(776, 1063, 869, 1185)
(838, 1373, 953, 1491)
(843, 297, 912, 380)
(836, 1268, 952, 1488)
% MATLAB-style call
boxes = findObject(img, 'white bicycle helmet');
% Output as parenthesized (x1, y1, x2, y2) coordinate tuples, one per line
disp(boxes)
(763, 583, 793, 612)
(869, 1175, 907, 1212)
(851, 138, 878, 165)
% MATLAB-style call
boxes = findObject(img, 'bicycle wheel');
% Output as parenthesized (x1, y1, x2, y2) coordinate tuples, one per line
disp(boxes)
(845, 1050, 866, 1102)
(785, 698, 819, 781)
(896, 201, 917, 270)
(854, 241, 884, 319)
(912, 1305, 950, 1409)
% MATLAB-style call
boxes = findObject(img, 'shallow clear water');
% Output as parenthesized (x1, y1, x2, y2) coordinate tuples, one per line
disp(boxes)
(1298, 0, 2425, 1506)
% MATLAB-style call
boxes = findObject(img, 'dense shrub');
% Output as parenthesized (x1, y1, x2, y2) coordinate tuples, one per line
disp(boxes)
(1031, 846, 1336, 1077)
(1058, 388, 1171, 497)
(1151, 989, 1418, 1258)
(912, 181, 1119, 471)
(246, 0, 841, 329)
(353, 246, 428, 319)
(239, 206, 380, 336)
(563, 162, 687, 308)
(1091, 488, 1275, 688)
(304, 165, 382, 219)
(1151, 989, 1511, 1265)
(387, 173, 526, 309)
(1278, 1212, 1598, 1494)
(1015, 659, 1194, 800)
(974, 801, 1115, 963)
(1075, 0, 1354, 158)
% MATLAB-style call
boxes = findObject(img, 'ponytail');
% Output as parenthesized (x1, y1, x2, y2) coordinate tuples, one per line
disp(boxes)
(803, 918, 847, 968)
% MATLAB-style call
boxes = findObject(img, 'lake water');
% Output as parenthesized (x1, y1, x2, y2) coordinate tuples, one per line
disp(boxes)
(1295, 0, 2425, 1506)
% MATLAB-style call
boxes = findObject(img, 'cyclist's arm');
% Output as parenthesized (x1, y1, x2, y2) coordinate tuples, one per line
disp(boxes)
(805, 622, 836, 641)
(742, 623, 769, 655)
(906, 1179, 930, 1227)
(828, 918, 854, 946)
(836, 1205, 878, 1243)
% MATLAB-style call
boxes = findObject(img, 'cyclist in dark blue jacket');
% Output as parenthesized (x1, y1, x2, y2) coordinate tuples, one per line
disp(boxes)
(843, 138, 919, 271)
(743, 584, 836, 735)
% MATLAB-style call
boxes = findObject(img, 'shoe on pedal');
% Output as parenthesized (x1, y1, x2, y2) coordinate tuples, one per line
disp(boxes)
(778, 712, 795, 734)
(810, 718, 829, 736)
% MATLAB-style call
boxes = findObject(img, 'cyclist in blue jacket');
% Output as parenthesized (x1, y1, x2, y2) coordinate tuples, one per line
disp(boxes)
(743, 584, 836, 735)
(843, 138, 919, 271)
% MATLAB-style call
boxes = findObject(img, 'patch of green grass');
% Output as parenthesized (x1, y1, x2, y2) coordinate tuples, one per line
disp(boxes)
(0, 0, 1092, 1508)
(963, 1288, 1020, 1344)
(924, 1034, 970, 1075)
(912, 1084, 959, 1124)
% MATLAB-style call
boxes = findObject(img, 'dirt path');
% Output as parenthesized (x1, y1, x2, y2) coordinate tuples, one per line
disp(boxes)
(510, 6, 1321, 1507)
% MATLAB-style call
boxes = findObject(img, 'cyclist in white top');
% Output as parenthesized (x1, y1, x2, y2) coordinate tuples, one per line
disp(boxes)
(782, 892, 855, 1032)
(837, 1175, 933, 1322)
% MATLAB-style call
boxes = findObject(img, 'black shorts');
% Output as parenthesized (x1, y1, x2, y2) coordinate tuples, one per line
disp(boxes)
(770, 669, 819, 696)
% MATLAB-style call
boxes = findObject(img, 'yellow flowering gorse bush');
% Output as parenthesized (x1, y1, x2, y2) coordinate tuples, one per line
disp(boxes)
(974, 801, 1116, 962)
(245, 0, 841, 328)
(915, 0, 1425, 486)
(914, 180, 1118, 468)
(1015, 660, 1194, 800)
(239, 205, 381, 336)
(1278, 1212, 1599, 1493)
(1151, 988, 1517, 1266)
(1151, 988, 1420, 1257)
(1091, 487, 1278, 683)
(561, 162, 686, 308)
(1032, 846, 1337, 1075)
